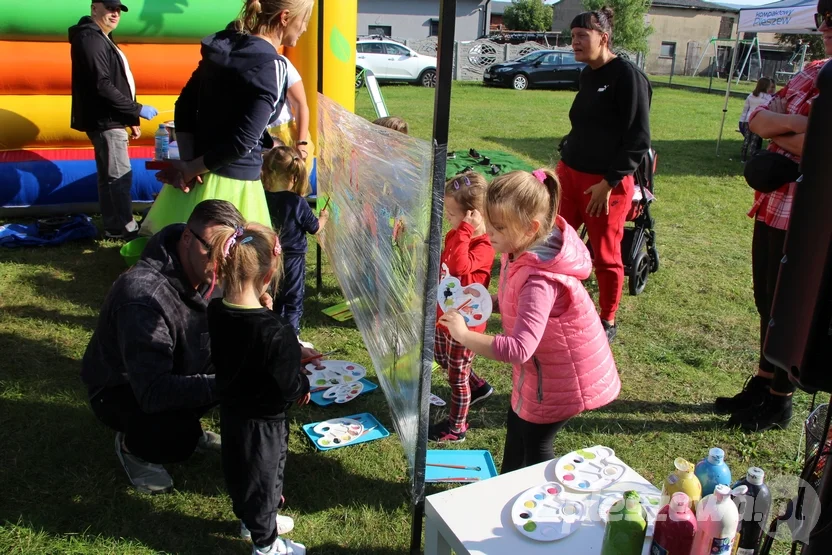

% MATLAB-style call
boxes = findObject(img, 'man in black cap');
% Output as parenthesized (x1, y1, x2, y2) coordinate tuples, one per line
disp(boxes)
(69, 1, 158, 239)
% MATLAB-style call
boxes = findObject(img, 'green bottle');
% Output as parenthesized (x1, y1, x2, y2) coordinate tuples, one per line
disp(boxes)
(601, 490, 647, 555)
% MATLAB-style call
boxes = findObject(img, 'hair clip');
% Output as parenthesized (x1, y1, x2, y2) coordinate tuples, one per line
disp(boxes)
(223, 226, 245, 258)
(274, 236, 282, 257)
(239, 236, 253, 245)
(453, 175, 471, 189)
(532, 169, 547, 184)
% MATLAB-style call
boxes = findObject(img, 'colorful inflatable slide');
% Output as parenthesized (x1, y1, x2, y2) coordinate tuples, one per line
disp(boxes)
(0, 0, 356, 217)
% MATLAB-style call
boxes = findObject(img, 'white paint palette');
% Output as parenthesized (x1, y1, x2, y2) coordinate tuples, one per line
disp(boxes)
(511, 482, 584, 542)
(311, 418, 364, 448)
(437, 276, 492, 327)
(322, 381, 364, 404)
(554, 446, 626, 492)
(598, 491, 663, 536)
(304, 360, 367, 389)
(429, 394, 446, 407)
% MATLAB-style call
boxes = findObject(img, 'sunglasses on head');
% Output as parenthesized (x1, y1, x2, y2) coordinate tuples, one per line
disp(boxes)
(452, 175, 471, 189)
(816, 11, 832, 29)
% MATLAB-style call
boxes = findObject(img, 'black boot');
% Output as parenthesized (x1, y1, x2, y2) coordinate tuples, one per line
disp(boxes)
(714, 375, 770, 414)
(602, 320, 617, 344)
(729, 392, 793, 432)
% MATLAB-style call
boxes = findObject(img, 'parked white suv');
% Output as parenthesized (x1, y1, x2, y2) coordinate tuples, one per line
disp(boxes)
(356, 38, 437, 88)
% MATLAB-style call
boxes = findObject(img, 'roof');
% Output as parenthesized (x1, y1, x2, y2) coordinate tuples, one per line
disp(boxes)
(652, 0, 739, 12)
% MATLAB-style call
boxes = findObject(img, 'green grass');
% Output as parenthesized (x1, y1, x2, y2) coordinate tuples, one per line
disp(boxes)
(0, 82, 809, 554)
(650, 74, 758, 95)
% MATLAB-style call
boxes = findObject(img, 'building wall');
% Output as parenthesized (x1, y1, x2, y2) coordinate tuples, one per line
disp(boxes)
(646, 8, 737, 75)
(357, 0, 487, 41)
(551, 0, 584, 33)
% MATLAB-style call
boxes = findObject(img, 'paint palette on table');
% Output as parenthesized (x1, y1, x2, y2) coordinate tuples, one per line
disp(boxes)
(302, 412, 389, 451)
(304, 360, 367, 389)
(437, 276, 492, 327)
(310, 378, 377, 407)
(598, 491, 662, 536)
(322, 381, 364, 403)
(554, 445, 626, 492)
(511, 482, 585, 541)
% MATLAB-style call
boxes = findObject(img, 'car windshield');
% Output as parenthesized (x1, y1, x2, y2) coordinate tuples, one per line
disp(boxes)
(515, 51, 547, 63)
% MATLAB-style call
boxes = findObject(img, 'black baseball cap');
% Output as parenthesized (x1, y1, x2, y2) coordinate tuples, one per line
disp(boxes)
(93, 0, 129, 12)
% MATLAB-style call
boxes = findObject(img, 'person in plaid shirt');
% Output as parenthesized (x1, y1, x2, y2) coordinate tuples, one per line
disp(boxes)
(715, 3, 832, 432)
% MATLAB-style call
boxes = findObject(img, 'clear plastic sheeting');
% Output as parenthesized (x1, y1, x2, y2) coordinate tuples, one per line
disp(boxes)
(317, 94, 434, 478)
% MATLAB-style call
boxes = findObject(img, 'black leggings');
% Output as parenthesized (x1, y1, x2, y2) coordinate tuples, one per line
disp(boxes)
(501, 408, 570, 474)
(751, 219, 795, 394)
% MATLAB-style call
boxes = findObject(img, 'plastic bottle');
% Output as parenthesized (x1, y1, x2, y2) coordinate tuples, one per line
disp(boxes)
(662, 458, 703, 512)
(691, 484, 748, 555)
(695, 447, 733, 496)
(650, 492, 697, 555)
(601, 490, 647, 555)
(154, 124, 169, 160)
(731, 467, 772, 555)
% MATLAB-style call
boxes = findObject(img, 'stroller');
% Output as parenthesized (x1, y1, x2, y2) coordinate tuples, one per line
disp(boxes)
(579, 149, 659, 296)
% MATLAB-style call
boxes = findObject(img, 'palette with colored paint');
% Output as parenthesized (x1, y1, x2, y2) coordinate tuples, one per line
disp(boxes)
(437, 276, 492, 327)
(311, 418, 364, 448)
(511, 482, 584, 542)
(322, 381, 364, 404)
(304, 360, 367, 389)
(554, 446, 626, 492)
(598, 492, 662, 536)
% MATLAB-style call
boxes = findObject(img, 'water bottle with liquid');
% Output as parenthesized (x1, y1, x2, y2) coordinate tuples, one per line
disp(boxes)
(154, 124, 169, 160)
(695, 447, 732, 496)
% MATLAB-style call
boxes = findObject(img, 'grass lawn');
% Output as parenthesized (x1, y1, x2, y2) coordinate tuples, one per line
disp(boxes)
(0, 82, 810, 554)
(649, 74, 758, 95)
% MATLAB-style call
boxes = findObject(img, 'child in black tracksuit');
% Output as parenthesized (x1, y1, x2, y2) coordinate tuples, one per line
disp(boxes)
(262, 146, 329, 340)
(207, 222, 310, 555)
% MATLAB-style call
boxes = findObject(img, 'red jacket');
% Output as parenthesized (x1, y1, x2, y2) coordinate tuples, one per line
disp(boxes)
(437, 222, 495, 333)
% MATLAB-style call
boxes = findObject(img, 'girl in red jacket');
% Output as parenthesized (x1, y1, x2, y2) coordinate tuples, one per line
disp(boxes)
(439, 169, 620, 473)
(431, 172, 496, 443)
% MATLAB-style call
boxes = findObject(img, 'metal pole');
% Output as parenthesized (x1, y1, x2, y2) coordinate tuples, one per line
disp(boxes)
(315, 0, 325, 293)
(411, 0, 456, 553)
(716, 33, 742, 155)
(709, 57, 715, 93)
(669, 53, 676, 85)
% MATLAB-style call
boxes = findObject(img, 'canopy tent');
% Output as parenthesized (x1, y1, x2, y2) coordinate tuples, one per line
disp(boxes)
(716, 0, 820, 153)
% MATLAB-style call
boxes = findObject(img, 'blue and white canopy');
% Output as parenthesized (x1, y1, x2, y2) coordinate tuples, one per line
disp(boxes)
(738, 0, 819, 33)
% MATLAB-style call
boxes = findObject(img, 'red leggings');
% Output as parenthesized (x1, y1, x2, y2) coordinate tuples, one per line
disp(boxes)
(556, 161, 634, 322)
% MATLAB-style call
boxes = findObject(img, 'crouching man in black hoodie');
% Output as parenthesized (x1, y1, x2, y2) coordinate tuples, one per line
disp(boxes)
(69, 1, 158, 240)
(81, 200, 242, 494)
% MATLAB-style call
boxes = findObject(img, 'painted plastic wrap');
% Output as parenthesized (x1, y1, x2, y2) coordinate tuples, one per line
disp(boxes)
(317, 94, 434, 478)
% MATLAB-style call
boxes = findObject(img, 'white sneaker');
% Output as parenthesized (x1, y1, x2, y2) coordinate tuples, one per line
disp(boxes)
(114, 432, 173, 494)
(196, 430, 221, 453)
(241, 514, 295, 539)
(252, 537, 306, 555)
(297, 337, 314, 349)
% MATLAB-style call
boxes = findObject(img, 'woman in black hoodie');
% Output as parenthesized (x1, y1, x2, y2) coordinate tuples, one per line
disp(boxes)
(143, 0, 313, 236)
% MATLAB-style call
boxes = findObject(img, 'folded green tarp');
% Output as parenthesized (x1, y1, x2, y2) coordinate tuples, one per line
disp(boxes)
(0, 0, 239, 43)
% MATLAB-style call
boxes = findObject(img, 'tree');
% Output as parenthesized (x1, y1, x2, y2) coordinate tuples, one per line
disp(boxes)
(776, 34, 826, 61)
(503, 0, 554, 32)
(581, 0, 653, 55)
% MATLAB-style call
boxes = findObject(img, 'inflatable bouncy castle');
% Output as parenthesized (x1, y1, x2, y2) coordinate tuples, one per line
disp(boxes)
(0, 0, 356, 217)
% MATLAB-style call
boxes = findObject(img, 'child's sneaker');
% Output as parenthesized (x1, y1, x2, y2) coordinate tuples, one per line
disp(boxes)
(241, 514, 295, 539)
(252, 537, 306, 555)
(428, 421, 467, 443)
(470, 383, 494, 406)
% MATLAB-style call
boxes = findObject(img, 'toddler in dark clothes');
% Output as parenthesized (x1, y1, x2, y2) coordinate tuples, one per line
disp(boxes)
(262, 146, 329, 346)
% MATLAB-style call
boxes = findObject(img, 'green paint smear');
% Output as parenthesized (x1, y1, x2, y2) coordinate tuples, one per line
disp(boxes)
(577, 449, 596, 459)
(523, 521, 537, 532)
(330, 26, 352, 63)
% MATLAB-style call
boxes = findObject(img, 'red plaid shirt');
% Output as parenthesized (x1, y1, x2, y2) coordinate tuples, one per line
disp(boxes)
(747, 60, 826, 230)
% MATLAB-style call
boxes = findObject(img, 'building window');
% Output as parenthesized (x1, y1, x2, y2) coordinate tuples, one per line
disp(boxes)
(368, 25, 392, 37)
(659, 42, 676, 58)
(429, 19, 439, 37)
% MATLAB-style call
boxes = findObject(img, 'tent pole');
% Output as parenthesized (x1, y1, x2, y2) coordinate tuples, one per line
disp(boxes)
(716, 32, 742, 155)
(410, 0, 456, 553)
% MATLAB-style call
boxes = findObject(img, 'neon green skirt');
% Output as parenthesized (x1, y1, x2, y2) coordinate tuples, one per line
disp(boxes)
(140, 173, 272, 236)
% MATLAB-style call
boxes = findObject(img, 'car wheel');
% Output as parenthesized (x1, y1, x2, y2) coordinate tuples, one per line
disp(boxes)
(512, 74, 529, 91)
(420, 69, 436, 88)
(355, 67, 365, 90)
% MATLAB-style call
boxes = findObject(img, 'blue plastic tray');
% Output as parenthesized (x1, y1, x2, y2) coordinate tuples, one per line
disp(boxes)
(310, 378, 378, 407)
(302, 412, 389, 451)
(426, 449, 498, 483)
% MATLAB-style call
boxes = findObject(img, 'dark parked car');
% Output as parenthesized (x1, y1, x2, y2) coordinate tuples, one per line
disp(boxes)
(483, 50, 586, 91)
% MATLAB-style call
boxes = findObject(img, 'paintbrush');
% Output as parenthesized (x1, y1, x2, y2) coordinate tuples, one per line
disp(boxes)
(430, 477, 480, 483)
(301, 349, 338, 365)
(358, 426, 377, 437)
(456, 298, 474, 312)
(320, 196, 331, 213)
(426, 463, 481, 472)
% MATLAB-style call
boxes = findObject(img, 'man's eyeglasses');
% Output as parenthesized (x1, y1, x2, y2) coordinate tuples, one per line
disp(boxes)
(189, 227, 212, 255)
(815, 12, 832, 29)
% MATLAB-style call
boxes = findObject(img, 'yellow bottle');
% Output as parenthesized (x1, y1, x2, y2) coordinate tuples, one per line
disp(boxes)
(661, 457, 702, 512)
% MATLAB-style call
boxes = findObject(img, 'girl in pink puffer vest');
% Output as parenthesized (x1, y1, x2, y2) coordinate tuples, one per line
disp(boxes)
(438, 168, 620, 474)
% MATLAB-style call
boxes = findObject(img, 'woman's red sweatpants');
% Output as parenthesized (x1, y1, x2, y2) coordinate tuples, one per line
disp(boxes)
(556, 161, 634, 322)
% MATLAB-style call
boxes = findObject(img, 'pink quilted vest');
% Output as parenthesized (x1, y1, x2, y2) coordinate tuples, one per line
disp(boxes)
(498, 216, 620, 424)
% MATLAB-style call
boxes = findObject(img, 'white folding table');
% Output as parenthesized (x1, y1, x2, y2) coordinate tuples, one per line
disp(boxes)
(425, 455, 660, 555)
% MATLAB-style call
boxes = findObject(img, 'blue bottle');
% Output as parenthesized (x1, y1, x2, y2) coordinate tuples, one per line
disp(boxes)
(695, 447, 732, 496)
